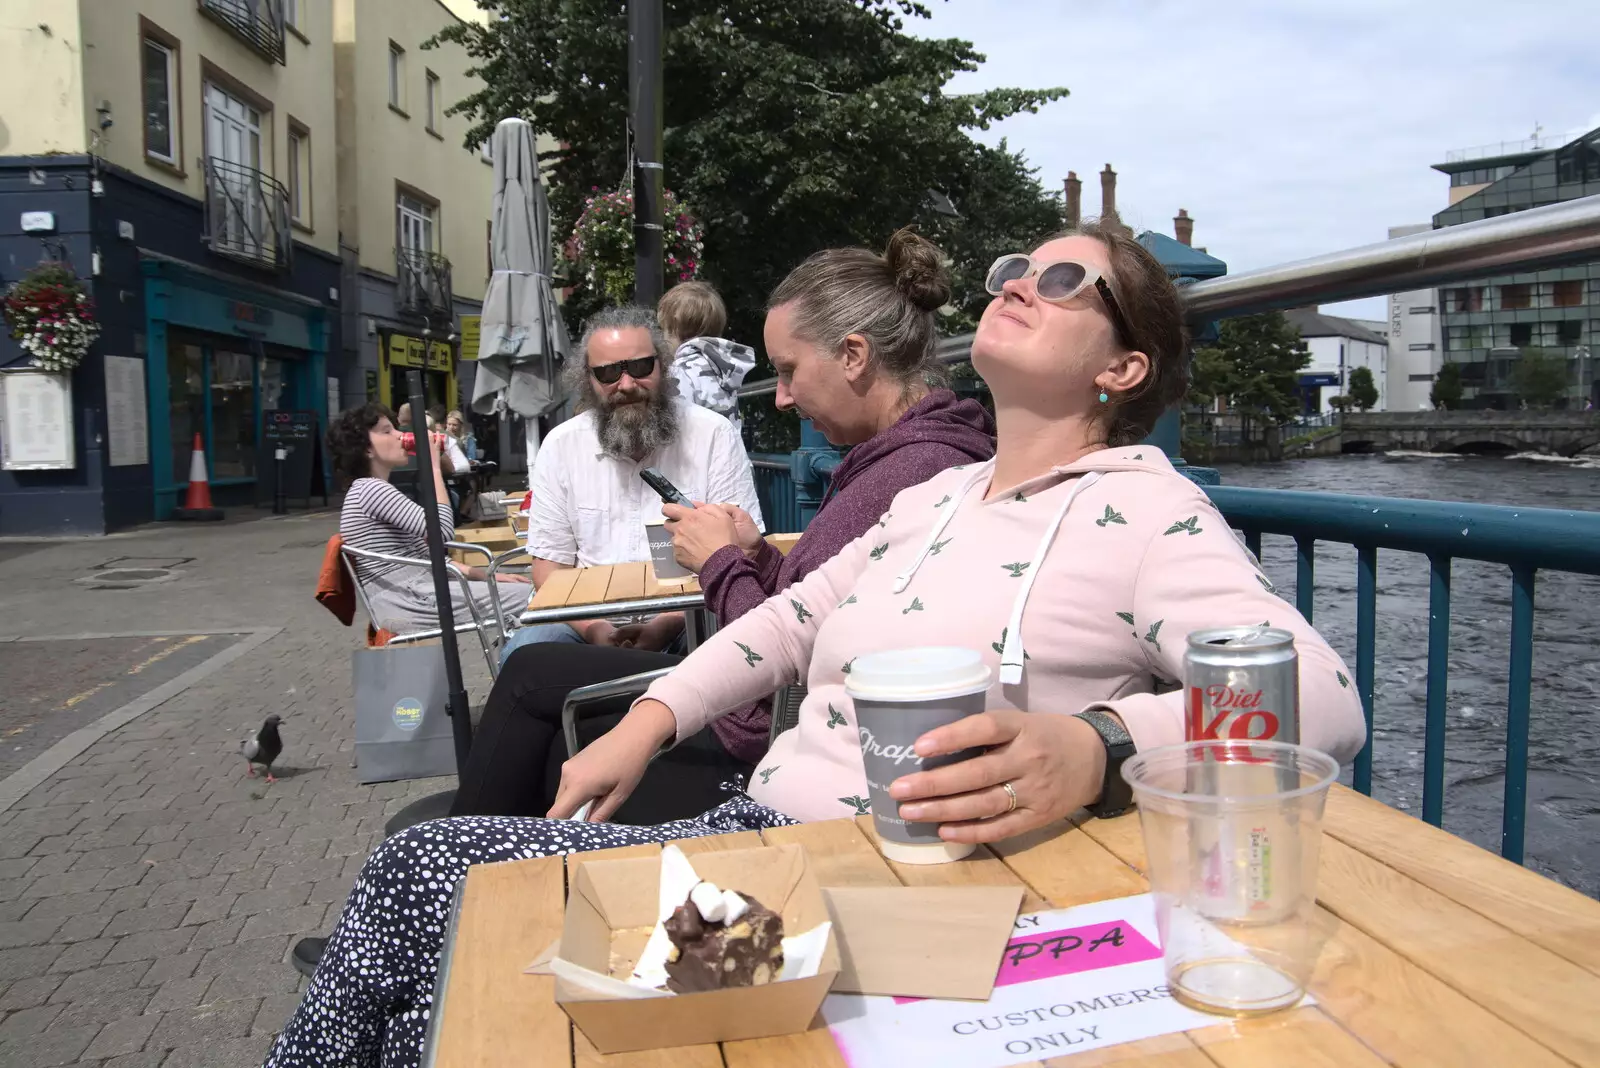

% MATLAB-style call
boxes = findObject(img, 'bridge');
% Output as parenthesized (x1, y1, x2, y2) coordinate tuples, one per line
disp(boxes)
(1340, 410, 1600, 456)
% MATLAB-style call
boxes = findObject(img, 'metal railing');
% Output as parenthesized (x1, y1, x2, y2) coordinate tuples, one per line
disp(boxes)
(198, 0, 286, 65)
(744, 193, 1600, 866)
(1210, 488, 1600, 862)
(751, 455, 802, 535)
(1444, 135, 1549, 165)
(202, 157, 292, 272)
(398, 248, 454, 322)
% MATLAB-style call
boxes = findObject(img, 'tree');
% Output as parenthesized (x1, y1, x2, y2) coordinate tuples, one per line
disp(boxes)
(1347, 366, 1379, 411)
(1186, 312, 1311, 439)
(430, 0, 1067, 355)
(1510, 348, 1570, 409)
(1327, 394, 1352, 412)
(1431, 362, 1463, 410)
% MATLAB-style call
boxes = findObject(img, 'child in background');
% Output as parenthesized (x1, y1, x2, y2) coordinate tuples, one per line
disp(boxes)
(657, 281, 756, 439)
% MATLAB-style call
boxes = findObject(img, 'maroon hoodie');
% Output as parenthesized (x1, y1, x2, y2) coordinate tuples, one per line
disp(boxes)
(699, 388, 996, 762)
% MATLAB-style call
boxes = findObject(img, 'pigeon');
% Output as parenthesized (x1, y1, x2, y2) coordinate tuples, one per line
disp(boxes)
(242, 715, 284, 783)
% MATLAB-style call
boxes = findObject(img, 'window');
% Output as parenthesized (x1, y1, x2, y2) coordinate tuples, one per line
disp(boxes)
(425, 71, 440, 133)
(1408, 343, 1436, 351)
(204, 83, 265, 255)
(287, 122, 310, 226)
(142, 36, 178, 164)
(1408, 374, 1434, 382)
(388, 42, 405, 112)
(1554, 280, 1585, 308)
(1444, 287, 1483, 313)
(398, 193, 435, 254)
(283, 0, 299, 31)
(1508, 323, 1533, 346)
(1557, 320, 1583, 345)
(1408, 305, 1436, 315)
(1500, 284, 1532, 310)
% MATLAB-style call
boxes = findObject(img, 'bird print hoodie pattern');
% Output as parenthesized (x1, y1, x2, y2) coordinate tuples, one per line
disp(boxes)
(639, 447, 1367, 823)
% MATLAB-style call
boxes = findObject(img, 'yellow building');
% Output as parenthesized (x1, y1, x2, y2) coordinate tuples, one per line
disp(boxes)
(0, 1, 347, 528)
(332, 0, 498, 415)
(0, 0, 504, 531)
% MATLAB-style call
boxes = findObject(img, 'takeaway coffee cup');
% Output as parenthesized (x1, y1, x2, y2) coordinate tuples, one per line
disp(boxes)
(645, 521, 694, 585)
(846, 647, 992, 865)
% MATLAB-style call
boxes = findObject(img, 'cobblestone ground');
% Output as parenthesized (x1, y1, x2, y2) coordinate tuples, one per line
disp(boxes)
(0, 511, 497, 1067)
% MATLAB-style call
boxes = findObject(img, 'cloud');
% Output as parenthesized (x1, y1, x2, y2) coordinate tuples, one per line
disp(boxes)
(914, 0, 1600, 318)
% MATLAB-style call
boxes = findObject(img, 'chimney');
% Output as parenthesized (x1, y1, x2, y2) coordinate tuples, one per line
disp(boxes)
(1174, 208, 1194, 246)
(1063, 171, 1082, 230)
(1100, 164, 1118, 224)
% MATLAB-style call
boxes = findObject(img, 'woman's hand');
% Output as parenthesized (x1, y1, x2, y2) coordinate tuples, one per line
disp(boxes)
(662, 502, 739, 573)
(722, 505, 765, 558)
(495, 572, 532, 584)
(887, 711, 1109, 843)
(549, 698, 678, 821)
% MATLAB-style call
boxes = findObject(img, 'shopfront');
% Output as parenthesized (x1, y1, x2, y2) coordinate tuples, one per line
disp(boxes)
(379, 329, 457, 414)
(141, 258, 331, 519)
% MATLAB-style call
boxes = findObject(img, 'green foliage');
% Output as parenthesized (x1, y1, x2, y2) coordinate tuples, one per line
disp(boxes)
(1327, 394, 1352, 412)
(1510, 348, 1570, 409)
(1430, 361, 1463, 410)
(1187, 312, 1311, 426)
(427, 0, 1068, 398)
(1346, 366, 1379, 411)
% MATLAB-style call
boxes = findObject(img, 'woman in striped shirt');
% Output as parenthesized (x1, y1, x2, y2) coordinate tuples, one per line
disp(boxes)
(329, 404, 529, 634)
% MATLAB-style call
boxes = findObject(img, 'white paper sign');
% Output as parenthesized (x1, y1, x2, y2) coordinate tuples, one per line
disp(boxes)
(0, 370, 74, 470)
(104, 356, 149, 467)
(823, 894, 1306, 1068)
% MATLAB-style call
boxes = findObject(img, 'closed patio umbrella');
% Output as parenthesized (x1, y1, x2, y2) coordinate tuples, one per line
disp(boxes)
(472, 117, 570, 462)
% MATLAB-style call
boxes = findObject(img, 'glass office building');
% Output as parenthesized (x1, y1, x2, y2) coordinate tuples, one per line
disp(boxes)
(1433, 127, 1600, 408)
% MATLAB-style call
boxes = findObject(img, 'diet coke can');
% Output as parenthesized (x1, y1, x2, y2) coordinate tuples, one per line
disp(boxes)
(1184, 626, 1301, 924)
(1184, 626, 1300, 746)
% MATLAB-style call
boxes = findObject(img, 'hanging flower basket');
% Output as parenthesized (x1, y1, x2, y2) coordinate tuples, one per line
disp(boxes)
(3, 262, 101, 373)
(568, 188, 705, 304)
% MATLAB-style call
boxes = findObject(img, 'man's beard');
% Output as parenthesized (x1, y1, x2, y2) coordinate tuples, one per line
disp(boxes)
(594, 384, 678, 460)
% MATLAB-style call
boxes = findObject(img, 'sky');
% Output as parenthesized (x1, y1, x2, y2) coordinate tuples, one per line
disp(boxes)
(912, 0, 1600, 320)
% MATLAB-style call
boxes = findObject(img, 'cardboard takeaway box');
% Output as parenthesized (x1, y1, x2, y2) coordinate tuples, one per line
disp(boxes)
(546, 843, 1022, 1054)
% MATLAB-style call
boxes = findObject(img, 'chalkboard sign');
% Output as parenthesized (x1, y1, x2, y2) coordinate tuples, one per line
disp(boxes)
(256, 410, 327, 507)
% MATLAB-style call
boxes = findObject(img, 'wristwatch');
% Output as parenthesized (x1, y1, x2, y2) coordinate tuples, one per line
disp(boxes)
(1073, 709, 1137, 819)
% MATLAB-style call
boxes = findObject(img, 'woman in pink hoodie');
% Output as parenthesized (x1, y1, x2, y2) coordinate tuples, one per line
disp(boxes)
(265, 224, 1364, 1068)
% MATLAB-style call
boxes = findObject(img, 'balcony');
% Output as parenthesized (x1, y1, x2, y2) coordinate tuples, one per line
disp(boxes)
(198, 0, 286, 65)
(397, 247, 454, 324)
(202, 157, 292, 272)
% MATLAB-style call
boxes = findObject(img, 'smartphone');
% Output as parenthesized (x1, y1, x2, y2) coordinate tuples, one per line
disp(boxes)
(640, 467, 694, 508)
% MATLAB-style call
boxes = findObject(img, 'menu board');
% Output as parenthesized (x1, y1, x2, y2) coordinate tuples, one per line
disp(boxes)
(104, 356, 149, 468)
(0, 370, 74, 470)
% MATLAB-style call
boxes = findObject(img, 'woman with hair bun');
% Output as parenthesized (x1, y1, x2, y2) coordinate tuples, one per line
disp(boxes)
(448, 227, 997, 819)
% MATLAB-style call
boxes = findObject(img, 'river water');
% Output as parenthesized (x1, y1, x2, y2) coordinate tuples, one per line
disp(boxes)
(1213, 452, 1600, 897)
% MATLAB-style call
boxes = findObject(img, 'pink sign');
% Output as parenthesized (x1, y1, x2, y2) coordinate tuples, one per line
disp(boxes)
(894, 919, 1160, 1004)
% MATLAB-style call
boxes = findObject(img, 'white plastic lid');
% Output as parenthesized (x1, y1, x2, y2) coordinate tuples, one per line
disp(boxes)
(844, 647, 992, 702)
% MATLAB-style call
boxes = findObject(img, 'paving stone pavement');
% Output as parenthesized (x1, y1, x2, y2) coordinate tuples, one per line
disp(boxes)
(0, 512, 499, 1067)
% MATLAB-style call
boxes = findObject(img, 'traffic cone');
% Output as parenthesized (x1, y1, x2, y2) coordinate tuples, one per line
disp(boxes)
(173, 432, 224, 521)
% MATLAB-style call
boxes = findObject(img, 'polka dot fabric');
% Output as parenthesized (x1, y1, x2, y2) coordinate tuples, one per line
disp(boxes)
(263, 795, 797, 1067)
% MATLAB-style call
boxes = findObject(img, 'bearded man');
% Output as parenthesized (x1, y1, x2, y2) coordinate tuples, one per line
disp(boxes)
(509, 305, 764, 654)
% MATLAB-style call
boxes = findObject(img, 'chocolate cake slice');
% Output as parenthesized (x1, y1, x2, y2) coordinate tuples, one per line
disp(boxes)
(662, 882, 785, 993)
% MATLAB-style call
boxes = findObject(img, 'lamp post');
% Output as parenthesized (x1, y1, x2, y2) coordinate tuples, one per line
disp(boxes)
(629, 0, 664, 305)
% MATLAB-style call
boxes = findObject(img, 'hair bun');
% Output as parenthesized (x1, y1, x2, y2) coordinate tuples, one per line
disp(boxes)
(884, 227, 951, 312)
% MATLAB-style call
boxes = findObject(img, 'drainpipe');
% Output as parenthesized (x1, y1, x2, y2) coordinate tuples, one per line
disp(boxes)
(790, 420, 841, 529)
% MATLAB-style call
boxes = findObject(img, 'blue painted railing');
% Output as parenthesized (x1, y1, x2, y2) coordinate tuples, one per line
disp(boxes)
(749, 463, 1600, 865)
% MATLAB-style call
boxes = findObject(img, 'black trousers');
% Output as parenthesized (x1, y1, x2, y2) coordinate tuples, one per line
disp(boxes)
(449, 643, 755, 823)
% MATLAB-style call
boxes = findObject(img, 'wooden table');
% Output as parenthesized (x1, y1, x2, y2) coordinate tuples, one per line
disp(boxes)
(519, 534, 805, 627)
(422, 785, 1600, 1067)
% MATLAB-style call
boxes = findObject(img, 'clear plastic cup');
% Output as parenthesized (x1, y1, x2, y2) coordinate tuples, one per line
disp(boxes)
(1122, 740, 1339, 1017)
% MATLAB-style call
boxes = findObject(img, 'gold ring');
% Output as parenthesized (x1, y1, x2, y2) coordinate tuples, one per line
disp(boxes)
(1001, 781, 1018, 814)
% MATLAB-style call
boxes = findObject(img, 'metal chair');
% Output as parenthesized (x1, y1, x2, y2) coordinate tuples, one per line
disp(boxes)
(560, 671, 808, 760)
(341, 541, 522, 678)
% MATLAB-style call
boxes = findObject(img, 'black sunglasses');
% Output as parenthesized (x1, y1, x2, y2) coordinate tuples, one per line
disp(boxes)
(985, 254, 1136, 350)
(589, 356, 658, 385)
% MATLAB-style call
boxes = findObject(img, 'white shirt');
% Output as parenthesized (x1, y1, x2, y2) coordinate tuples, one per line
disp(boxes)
(526, 399, 765, 567)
